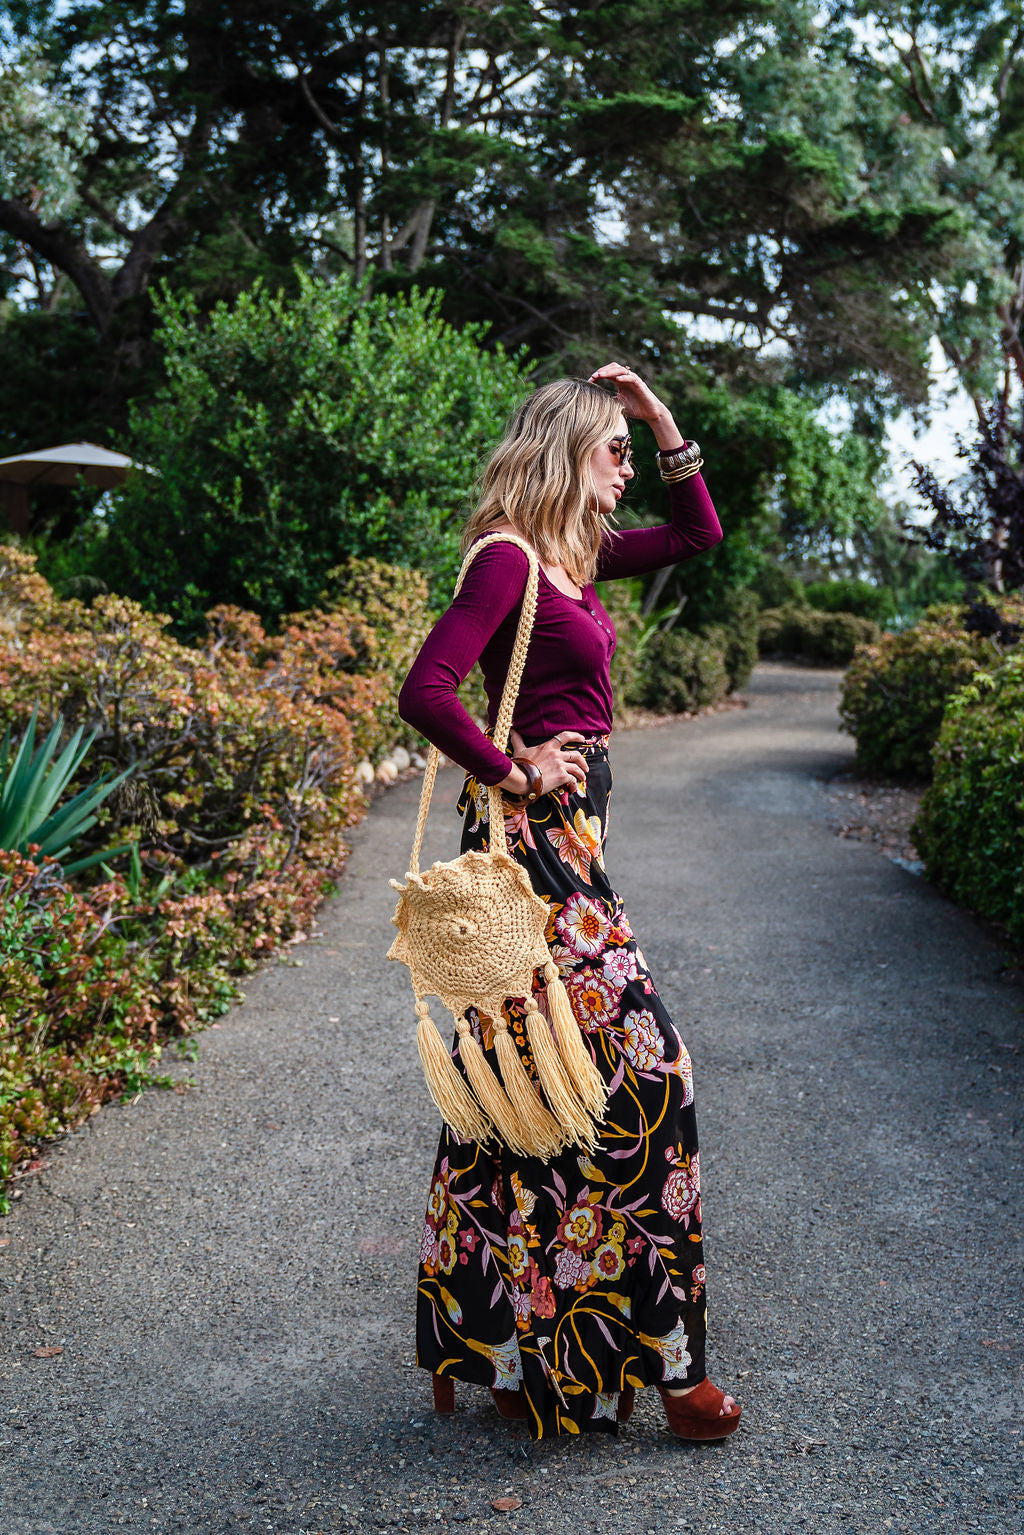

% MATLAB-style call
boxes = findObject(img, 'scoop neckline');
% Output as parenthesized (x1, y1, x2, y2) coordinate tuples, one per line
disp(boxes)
(538, 565, 590, 605)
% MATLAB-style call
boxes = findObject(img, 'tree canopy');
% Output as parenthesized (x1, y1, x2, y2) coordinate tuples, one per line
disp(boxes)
(82, 276, 528, 632)
(2, 3, 1019, 397)
(2, 1, 1023, 596)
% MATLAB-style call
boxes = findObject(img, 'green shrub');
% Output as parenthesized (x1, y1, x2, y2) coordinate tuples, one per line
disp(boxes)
(698, 586, 760, 691)
(839, 598, 1024, 779)
(61, 275, 527, 633)
(804, 577, 895, 624)
(749, 563, 806, 610)
(596, 579, 645, 721)
(759, 604, 881, 665)
(1, 848, 168, 1203)
(637, 629, 730, 713)
(319, 556, 435, 758)
(913, 654, 1024, 945)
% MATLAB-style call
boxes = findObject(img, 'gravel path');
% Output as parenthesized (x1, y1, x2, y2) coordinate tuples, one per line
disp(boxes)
(1, 662, 1020, 1535)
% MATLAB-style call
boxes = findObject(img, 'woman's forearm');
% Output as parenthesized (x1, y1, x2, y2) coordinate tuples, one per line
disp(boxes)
(648, 407, 686, 452)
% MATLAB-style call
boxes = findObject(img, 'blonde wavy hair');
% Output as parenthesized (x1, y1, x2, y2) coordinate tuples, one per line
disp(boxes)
(461, 379, 625, 587)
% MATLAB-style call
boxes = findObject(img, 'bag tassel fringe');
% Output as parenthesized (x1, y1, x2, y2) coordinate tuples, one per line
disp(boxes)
(415, 1001, 493, 1146)
(543, 961, 608, 1121)
(492, 1017, 567, 1160)
(455, 1014, 537, 1157)
(524, 995, 600, 1152)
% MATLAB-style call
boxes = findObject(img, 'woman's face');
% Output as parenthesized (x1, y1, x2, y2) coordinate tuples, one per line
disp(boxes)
(589, 414, 635, 515)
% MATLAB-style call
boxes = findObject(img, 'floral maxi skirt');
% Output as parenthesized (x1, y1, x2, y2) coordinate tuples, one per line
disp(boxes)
(416, 743, 707, 1437)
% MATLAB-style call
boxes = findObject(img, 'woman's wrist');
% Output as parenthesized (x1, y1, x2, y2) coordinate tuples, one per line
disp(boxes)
(498, 764, 527, 795)
(649, 409, 685, 450)
(500, 756, 543, 804)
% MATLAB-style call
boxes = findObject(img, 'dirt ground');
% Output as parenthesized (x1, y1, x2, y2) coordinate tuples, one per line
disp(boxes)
(820, 771, 924, 869)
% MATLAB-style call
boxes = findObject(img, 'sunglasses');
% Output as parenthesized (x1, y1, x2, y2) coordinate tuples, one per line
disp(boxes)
(609, 433, 633, 467)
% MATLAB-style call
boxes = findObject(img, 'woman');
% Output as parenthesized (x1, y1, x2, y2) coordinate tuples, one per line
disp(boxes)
(398, 363, 740, 1440)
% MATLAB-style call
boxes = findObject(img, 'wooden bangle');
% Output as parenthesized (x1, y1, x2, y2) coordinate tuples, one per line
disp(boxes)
(512, 756, 544, 803)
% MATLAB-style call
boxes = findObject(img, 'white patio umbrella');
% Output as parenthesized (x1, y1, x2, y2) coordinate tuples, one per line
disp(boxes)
(0, 441, 141, 489)
(0, 441, 150, 534)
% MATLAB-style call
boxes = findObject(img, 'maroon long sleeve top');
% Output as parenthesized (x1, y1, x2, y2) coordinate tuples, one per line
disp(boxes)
(398, 472, 723, 785)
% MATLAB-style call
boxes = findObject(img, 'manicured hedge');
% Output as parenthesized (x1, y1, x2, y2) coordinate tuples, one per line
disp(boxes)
(913, 654, 1024, 945)
(700, 585, 760, 691)
(635, 629, 731, 713)
(839, 598, 1024, 779)
(803, 577, 894, 624)
(759, 604, 881, 666)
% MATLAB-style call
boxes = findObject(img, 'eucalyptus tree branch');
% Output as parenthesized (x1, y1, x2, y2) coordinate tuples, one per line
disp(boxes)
(483, 287, 584, 344)
(299, 71, 344, 140)
(878, 22, 937, 120)
(939, 337, 989, 431)
(108, 110, 213, 309)
(441, 17, 467, 128)
(994, 25, 1024, 103)
(79, 187, 135, 241)
(0, 197, 114, 331)
(408, 201, 435, 271)
(996, 300, 1024, 391)
(305, 233, 354, 266)
(659, 291, 773, 329)
(462, 53, 500, 119)
(378, 48, 393, 272)
(471, 105, 559, 124)
(492, 52, 554, 105)
(388, 203, 433, 256)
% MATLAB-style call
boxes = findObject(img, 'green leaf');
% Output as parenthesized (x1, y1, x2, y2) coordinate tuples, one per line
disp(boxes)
(0, 708, 134, 870)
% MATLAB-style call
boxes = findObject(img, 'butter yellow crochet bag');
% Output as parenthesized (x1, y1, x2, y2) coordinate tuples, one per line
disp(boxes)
(388, 532, 607, 1160)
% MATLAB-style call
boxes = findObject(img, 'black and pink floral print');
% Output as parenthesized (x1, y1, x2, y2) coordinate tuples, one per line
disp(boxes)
(416, 745, 708, 1437)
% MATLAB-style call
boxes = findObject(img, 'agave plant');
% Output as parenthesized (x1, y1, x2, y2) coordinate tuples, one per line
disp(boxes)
(0, 707, 133, 875)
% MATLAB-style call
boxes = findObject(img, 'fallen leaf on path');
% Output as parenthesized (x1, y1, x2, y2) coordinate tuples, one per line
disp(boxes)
(786, 1440, 826, 1456)
(492, 1497, 523, 1512)
(0, 1238, 10, 1247)
(981, 1339, 1012, 1350)
(32, 1346, 63, 1358)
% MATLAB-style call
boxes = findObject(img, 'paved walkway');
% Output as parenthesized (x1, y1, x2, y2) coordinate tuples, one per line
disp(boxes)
(1, 664, 1020, 1535)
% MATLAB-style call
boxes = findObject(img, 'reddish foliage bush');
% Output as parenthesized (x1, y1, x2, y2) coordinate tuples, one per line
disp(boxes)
(0, 545, 432, 1204)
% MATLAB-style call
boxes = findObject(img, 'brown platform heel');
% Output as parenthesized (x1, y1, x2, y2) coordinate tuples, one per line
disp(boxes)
(617, 1387, 636, 1423)
(490, 1387, 529, 1420)
(658, 1377, 741, 1441)
(432, 1373, 455, 1414)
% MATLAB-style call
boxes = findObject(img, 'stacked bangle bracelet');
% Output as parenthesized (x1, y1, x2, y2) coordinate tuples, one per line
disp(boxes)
(657, 440, 704, 484)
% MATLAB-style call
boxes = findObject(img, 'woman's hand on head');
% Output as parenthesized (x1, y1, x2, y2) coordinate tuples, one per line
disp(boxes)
(589, 363, 667, 424)
(589, 363, 685, 451)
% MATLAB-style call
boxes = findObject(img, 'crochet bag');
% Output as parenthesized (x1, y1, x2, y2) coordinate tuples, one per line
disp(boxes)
(388, 532, 607, 1160)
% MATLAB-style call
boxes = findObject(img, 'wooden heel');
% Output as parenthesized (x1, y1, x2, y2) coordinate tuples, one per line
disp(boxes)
(490, 1386, 528, 1420)
(658, 1378, 741, 1441)
(617, 1386, 636, 1423)
(432, 1373, 455, 1414)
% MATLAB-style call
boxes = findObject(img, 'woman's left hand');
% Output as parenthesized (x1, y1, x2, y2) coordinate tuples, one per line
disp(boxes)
(589, 362, 668, 424)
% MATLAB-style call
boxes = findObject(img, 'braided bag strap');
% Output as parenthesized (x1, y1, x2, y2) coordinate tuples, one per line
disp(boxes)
(408, 532, 540, 874)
